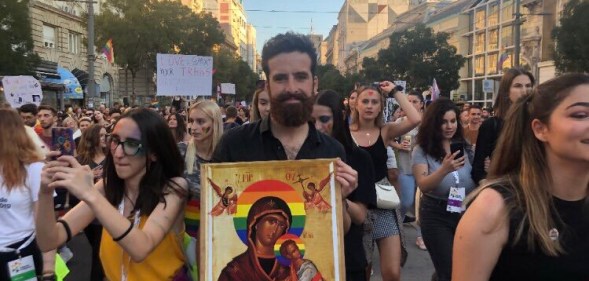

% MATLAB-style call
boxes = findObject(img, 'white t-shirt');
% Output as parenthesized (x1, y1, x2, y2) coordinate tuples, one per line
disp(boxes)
(0, 162, 44, 247)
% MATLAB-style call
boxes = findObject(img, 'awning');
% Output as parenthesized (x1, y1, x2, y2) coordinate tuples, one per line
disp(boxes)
(44, 67, 84, 99)
(72, 68, 89, 88)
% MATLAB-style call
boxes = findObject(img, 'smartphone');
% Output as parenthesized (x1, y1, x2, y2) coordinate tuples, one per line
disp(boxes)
(52, 127, 76, 156)
(450, 142, 464, 159)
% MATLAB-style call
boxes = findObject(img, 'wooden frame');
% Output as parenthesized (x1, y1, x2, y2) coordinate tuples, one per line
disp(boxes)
(200, 159, 345, 281)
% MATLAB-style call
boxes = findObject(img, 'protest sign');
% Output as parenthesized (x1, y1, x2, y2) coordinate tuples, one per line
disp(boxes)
(156, 54, 213, 96)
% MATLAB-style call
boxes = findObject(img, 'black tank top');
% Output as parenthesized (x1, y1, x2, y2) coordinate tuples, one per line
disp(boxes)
(358, 133, 388, 182)
(490, 186, 589, 281)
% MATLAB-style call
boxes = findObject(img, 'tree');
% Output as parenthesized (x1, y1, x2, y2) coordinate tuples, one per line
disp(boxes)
(212, 47, 258, 102)
(94, 0, 225, 94)
(0, 0, 40, 75)
(362, 24, 465, 96)
(553, 0, 589, 73)
(316, 64, 345, 94)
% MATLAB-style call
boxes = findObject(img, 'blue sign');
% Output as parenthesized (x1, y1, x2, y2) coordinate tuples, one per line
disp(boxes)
(44, 67, 84, 99)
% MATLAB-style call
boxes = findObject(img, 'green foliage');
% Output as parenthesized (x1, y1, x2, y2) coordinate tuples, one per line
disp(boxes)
(212, 47, 259, 102)
(315, 64, 362, 99)
(94, 0, 225, 90)
(94, 0, 258, 98)
(0, 0, 40, 76)
(553, 0, 589, 73)
(361, 24, 464, 96)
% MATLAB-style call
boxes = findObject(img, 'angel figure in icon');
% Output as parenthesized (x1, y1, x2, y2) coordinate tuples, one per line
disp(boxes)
(294, 174, 332, 212)
(208, 178, 238, 216)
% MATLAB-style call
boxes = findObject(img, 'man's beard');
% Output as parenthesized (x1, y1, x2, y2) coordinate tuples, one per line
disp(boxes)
(270, 91, 314, 127)
(41, 122, 53, 129)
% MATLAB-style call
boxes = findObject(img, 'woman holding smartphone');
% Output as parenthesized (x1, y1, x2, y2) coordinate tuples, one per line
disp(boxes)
(37, 108, 189, 281)
(411, 98, 476, 281)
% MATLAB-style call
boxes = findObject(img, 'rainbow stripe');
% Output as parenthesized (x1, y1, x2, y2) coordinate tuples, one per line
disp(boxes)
(233, 180, 306, 245)
(184, 198, 200, 238)
(274, 234, 305, 266)
(102, 39, 114, 64)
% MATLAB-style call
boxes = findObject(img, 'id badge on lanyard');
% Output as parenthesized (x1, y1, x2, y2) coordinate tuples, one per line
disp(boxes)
(1, 235, 37, 281)
(446, 171, 465, 213)
(118, 199, 140, 281)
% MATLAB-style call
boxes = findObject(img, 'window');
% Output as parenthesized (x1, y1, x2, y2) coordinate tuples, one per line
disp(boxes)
(475, 9, 486, 30)
(502, 0, 514, 22)
(501, 26, 513, 46)
(487, 53, 498, 74)
(475, 32, 485, 53)
(43, 25, 56, 48)
(488, 4, 499, 26)
(475, 55, 485, 75)
(68, 32, 80, 54)
(488, 29, 499, 50)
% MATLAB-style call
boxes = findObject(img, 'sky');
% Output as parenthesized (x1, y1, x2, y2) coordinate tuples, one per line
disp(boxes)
(242, 0, 346, 53)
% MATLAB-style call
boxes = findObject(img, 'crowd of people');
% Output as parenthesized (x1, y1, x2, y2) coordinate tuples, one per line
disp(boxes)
(0, 32, 587, 281)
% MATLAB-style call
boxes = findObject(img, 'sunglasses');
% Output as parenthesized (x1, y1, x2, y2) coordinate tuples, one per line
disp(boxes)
(109, 136, 143, 156)
(313, 115, 332, 124)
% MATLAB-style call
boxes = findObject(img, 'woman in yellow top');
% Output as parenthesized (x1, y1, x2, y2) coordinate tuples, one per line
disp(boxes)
(36, 108, 189, 281)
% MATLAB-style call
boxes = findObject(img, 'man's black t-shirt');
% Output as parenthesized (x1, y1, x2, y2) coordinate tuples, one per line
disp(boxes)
(213, 118, 345, 162)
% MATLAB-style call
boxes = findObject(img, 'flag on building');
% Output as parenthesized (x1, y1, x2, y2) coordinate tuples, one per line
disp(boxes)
(431, 78, 440, 101)
(497, 47, 509, 72)
(102, 39, 114, 64)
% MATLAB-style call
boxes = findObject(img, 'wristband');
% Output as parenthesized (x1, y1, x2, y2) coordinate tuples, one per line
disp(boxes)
(56, 219, 72, 242)
(113, 222, 134, 242)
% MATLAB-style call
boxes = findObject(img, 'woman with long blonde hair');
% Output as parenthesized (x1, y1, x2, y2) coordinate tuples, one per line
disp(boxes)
(453, 73, 589, 281)
(0, 108, 45, 279)
(350, 81, 421, 281)
(250, 87, 271, 122)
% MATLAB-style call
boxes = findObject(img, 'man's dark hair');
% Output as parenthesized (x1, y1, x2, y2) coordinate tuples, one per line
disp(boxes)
(468, 104, 482, 112)
(37, 104, 57, 116)
(18, 103, 38, 115)
(109, 108, 121, 115)
(225, 106, 238, 119)
(262, 32, 318, 77)
(104, 108, 187, 216)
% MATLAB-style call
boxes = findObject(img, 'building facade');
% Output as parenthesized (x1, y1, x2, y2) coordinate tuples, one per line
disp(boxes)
(30, 0, 120, 108)
(218, 0, 257, 69)
(461, 0, 564, 106)
(334, 0, 412, 71)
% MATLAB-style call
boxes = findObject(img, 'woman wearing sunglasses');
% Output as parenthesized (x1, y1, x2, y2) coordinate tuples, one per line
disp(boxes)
(350, 81, 421, 281)
(36, 109, 189, 281)
(313, 90, 376, 281)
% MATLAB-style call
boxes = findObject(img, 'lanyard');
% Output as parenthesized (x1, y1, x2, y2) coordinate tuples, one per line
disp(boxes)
(118, 198, 140, 281)
(0, 234, 35, 256)
(452, 171, 460, 185)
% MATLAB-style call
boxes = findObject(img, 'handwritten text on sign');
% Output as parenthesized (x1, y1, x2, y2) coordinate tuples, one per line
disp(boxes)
(2, 76, 43, 108)
(156, 54, 213, 96)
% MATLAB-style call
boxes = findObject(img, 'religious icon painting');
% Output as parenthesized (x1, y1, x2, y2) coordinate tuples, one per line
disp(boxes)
(200, 159, 345, 281)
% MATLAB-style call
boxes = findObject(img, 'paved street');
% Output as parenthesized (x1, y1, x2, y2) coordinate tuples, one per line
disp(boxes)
(371, 222, 435, 281)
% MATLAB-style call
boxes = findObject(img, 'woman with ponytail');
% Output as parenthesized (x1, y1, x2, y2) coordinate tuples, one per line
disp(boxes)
(453, 73, 589, 281)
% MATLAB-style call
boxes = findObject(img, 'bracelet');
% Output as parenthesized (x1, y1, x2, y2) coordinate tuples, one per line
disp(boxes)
(113, 222, 134, 242)
(56, 219, 72, 243)
(40, 273, 56, 281)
